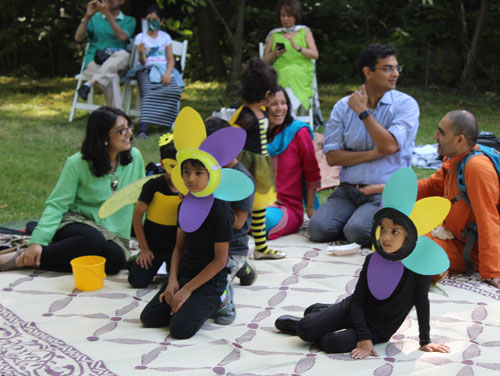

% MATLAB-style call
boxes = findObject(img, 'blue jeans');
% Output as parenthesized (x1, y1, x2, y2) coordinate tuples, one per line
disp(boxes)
(307, 185, 381, 247)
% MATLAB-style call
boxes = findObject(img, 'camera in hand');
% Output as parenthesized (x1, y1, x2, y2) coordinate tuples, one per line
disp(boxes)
(276, 42, 285, 51)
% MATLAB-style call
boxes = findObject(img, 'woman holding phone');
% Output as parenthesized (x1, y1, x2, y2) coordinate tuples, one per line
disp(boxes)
(263, 0, 318, 118)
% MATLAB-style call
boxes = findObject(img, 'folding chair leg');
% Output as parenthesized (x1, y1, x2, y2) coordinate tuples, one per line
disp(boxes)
(69, 79, 84, 122)
(69, 91, 79, 122)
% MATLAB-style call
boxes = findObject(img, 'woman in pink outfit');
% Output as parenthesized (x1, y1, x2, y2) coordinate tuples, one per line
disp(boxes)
(266, 87, 321, 239)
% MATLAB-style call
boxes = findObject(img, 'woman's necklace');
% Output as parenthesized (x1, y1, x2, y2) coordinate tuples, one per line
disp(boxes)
(110, 163, 119, 192)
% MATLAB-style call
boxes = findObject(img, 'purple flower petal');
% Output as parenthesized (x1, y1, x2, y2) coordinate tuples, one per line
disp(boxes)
(179, 193, 214, 232)
(368, 252, 404, 300)
(200, 127, 246, 166)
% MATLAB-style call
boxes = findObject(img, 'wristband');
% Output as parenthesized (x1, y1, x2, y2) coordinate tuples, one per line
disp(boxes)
(81, 17, 88, 24)
(297, 47, 302, 53)
(359, 110, 370, 120)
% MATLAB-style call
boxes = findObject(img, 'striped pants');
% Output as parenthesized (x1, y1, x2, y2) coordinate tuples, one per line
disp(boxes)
(136, 67, 183, 128)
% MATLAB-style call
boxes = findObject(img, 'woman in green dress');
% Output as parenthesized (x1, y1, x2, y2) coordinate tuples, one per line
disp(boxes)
(263, 0, 319, 118)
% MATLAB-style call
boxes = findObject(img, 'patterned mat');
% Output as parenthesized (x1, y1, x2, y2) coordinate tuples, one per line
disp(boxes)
(1, 234, 500, 375)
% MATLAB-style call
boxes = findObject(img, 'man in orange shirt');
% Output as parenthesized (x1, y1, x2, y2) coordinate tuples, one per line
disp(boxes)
(417, 110, 500, 288)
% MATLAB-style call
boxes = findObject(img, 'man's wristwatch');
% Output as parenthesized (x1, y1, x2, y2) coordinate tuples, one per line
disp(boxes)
(359, 110, 370, 120)
(297, 47, 302, 53)
(81, 17, 88, 24)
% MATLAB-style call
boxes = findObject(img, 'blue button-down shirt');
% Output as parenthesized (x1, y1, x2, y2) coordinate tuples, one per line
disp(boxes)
(323, 90, 419, 185)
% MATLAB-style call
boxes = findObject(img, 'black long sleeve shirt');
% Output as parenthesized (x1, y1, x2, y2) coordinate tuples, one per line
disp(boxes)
(350, 254, 432, 346)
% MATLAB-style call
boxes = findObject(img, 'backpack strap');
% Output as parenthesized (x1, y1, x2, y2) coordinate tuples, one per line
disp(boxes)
(461, 222, 477, 276)
(452, 149, 482, 206)
(454, 149, 483, 275)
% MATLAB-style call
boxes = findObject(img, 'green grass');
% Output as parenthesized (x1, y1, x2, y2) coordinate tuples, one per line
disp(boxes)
(1, 76, 499, 225)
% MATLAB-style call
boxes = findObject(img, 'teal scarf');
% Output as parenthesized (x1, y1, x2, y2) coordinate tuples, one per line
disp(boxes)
(267, 119, 313, 156)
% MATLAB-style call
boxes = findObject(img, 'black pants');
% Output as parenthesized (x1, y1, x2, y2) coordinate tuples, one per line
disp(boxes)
(297, 297, 360, 353)
(128, 250, 173, 288)
(40, 223, 125, 275)
(140, 273, 226, 339)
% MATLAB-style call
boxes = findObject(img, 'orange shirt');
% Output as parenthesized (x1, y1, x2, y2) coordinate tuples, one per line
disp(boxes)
(417, 146, 500, 279)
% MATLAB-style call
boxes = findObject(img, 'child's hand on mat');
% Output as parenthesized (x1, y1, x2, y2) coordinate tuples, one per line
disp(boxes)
(161, 279, 179, 305)
(169, 287, 191, 314)
(420, 343, 450, 353)
(136, 248, 154, 269)
(351, 340, 379, 359)
(23, 243, 42, 267)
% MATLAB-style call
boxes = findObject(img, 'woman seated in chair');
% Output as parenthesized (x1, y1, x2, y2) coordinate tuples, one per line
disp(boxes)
(263, 0, 318, 118)
(133, 6, 184, 139)
(266, 86, 321, 240)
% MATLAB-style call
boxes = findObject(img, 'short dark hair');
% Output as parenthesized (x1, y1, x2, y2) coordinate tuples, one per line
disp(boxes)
(181, 158, 207, 170)
(357, 44, 398, 82)
(205, 117, 230, 136)
(145, 5, 163, 19)
(160, 141, 176, 160)
(276, 0, 302, 23)
(240, 57, 278, 103)
(268, 86, 294, 131)
(445, 110, 478, 147)
(81, 106, 133, 177)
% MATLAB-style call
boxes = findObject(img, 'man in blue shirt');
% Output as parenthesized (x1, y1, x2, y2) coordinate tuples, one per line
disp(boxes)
(75, 0, 136, 108)
(308, 44, 419, 247)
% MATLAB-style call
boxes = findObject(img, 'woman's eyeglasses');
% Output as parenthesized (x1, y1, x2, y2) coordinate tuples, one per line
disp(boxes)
(110, 124, 134, 136)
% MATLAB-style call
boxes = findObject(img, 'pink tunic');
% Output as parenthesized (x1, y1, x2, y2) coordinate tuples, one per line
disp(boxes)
(268, 127, 321, 239)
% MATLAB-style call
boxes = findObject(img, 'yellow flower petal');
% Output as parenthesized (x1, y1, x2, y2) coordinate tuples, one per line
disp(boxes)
(409, 197, 451, 236)
(173, 107, 206, 150)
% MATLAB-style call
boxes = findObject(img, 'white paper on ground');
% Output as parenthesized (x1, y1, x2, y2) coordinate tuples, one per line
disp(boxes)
(325, 242, 361, 256)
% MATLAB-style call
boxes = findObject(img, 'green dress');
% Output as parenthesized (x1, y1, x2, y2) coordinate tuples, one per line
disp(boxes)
(272, 28, 314, 110)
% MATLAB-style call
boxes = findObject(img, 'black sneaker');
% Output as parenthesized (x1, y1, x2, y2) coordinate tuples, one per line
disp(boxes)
(125, 254, 138, 271)
(236, 260, 257, 286)
(77, 85, 91, 101)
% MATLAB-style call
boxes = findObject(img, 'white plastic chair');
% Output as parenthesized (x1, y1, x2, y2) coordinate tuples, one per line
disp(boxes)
(121, 39, 188, 119)
(69, 44, 100, 122)
(68, 44, 135, 122)
(259, 42, 322, 129)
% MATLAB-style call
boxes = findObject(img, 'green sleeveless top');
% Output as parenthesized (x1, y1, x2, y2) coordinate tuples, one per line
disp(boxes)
(272, 28, 314, 110)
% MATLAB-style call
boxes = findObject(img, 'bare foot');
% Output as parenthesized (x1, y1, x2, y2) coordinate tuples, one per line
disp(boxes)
(16, 251, 36, 268)
(0, 249, 22, 271)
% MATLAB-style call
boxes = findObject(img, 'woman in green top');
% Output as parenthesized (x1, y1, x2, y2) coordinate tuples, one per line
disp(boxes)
(0, 107, 145, 274)
(263, 0, 318, 118)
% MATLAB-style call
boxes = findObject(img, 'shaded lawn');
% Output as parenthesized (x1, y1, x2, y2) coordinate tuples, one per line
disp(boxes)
(1, 76, 499, 224)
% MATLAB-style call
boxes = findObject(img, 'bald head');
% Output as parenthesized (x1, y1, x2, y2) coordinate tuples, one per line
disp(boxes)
(444, 110, 478, 148)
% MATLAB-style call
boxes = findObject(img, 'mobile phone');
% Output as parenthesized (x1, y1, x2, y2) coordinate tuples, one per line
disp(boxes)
(276, 42, 285, 51)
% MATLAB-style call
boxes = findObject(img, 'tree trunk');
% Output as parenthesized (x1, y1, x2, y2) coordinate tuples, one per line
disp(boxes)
(362, 0, 370, 43)
(195, 4, 227, 80)
(225, 0, 245, 94)
(459, 0, 489, 93)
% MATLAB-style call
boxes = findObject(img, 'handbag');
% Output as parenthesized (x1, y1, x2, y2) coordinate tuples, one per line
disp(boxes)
(94, 49, 111, 65)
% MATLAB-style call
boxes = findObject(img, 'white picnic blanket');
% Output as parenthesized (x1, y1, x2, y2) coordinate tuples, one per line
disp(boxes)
(1, 233, 499, 375)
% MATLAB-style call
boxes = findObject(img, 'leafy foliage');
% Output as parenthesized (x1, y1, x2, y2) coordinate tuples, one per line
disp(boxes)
(0, 0, 499, 92)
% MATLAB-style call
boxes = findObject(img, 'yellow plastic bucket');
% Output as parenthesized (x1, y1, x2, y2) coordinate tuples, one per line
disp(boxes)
(70, 255, 107, 291)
